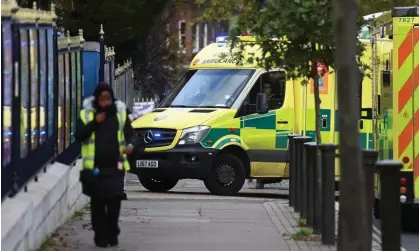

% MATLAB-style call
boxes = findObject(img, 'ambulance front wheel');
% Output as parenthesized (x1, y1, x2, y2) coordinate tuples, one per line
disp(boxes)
(204, 153, 246, 196)
(373, 198, 380, 219)
(137, 175, 178, 192)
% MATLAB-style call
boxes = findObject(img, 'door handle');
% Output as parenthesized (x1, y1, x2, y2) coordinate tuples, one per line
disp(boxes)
(277, 120, 289, 124)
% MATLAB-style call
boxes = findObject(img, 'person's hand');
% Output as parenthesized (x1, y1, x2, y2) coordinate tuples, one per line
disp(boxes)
(95, 112, 106, 123)
(122, 144, 134, 155)
(128, 114, 134, 122)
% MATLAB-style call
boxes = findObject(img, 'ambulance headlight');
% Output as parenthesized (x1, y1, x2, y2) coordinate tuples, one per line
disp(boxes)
(178, 126, 211, 145)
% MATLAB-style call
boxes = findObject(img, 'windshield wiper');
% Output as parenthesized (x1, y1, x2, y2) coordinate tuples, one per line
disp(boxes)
(198, 105, 228, 109)
(168, 105, 192, 108)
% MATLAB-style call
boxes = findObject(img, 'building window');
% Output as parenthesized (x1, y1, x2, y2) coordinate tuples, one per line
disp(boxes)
(193, 23, 200, 54)
(178, 20, 186, 52)
(203, 23, 208, 47)
(211, 25, 216, 43)
(193, 23, 210, 55)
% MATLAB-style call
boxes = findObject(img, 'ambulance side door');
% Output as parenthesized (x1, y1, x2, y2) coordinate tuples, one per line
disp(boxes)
(237, 70, 290, 177)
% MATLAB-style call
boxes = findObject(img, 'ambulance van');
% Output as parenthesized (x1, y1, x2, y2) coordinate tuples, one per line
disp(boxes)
(130, 36, 373, 196)
(371, 7, 419, 231)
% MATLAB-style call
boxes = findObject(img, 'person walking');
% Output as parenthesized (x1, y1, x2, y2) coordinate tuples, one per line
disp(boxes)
(76, 82, 136, 247)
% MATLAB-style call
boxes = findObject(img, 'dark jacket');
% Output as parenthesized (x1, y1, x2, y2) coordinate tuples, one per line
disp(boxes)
(75, 99, 135, 170)
(75, 84, 137, 198)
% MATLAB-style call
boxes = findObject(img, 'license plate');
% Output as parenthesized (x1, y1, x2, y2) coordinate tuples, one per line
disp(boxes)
(136, 160, 158, 168)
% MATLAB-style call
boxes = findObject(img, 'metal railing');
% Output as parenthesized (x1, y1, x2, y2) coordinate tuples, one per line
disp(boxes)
(114, 60, 134, 108)
(0, 1, 134, 200)
(1, 1, 86, 200)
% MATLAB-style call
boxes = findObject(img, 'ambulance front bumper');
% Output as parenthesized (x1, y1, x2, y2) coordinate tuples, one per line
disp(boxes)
(128, 144, 219, 180)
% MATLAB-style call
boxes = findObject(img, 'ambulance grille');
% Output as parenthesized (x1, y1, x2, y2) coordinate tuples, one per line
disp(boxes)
(136, 128, 177, 148)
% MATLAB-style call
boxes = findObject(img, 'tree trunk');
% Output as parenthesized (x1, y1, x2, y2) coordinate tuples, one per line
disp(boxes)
(309, 52, 322, 145)
(313, 74, 323, 188)
(334, 0, 369, 251)
(313, 75, 322, 145)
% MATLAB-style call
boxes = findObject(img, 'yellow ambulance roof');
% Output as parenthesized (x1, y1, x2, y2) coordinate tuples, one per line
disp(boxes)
(189, 36, 264, 70)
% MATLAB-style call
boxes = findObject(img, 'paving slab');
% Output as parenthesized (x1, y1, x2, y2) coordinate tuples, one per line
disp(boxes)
(46, 199, 289, 251)
(45, 178, 390, 251)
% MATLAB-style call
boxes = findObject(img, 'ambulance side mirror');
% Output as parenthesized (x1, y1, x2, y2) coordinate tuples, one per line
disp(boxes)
(256, 93, 269, 114)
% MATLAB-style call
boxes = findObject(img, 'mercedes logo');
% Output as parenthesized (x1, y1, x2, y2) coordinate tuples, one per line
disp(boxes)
(154, 115, 167, 121)
(144, 130, 153, 144)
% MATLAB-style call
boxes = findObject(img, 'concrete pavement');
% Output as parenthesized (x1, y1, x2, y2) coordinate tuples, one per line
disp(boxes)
(44, 178, 343, 251)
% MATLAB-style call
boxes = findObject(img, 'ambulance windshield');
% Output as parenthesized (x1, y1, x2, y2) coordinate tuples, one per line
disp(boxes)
(160, 69, 255, 108)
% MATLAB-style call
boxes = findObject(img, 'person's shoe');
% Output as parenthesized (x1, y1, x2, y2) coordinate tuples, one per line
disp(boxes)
(122, 192, 128, 200)
(94, 239, 108, 247)
(108, 237, 119, 247)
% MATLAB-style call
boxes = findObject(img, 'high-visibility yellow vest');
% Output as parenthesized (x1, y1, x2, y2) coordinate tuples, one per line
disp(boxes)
(79, 97, 130, 171)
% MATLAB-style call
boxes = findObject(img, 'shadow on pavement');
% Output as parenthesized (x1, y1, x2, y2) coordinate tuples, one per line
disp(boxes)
(133, 189, 289, 200)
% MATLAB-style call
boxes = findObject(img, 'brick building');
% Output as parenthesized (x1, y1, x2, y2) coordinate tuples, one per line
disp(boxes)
(167, 2, 232, 63)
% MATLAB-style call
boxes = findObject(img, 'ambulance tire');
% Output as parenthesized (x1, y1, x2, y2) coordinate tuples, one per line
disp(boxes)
(373, 198, 380, 219)
(137, 175, 178, 193)
(401, 206, 419, 232)
(204, 153, 246, 196)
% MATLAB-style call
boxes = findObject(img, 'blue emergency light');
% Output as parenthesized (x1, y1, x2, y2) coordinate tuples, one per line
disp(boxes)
(216, 36, 229, 46)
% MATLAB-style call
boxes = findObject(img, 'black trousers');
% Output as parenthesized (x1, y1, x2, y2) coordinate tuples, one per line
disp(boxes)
(90, 196, 122, 241)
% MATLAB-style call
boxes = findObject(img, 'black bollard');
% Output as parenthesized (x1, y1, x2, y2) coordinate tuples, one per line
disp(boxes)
(305, 142, 317, 227)
(362, 149, 378, 250)
(292, 137, 304, 213)
(288, 134, 300, 207)
(291, 137, 302, 212)
(376, 160, 403, 251)
(294, 136, 312, 214)
(319, 143, 337, 245)
(301, 140, 313, 219)
(313, 145, 322, 234)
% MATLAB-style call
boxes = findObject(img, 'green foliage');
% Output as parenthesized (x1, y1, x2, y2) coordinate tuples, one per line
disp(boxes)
(292, 227, 321, 241)
(55, 0, 168, 63)
(72, 209, 84, 220)
(297, 218, 306, 227)
(360, 0, 418, 15)
(196, 0, 368, 80)
(37, 236, 53, 251)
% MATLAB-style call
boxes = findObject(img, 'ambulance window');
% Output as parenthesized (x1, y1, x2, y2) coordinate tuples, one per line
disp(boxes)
(358, 68, 364, 115)
(239, 71, 286, 116)
(382, 70, 390, 87)
(262, 71, 286, 110)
